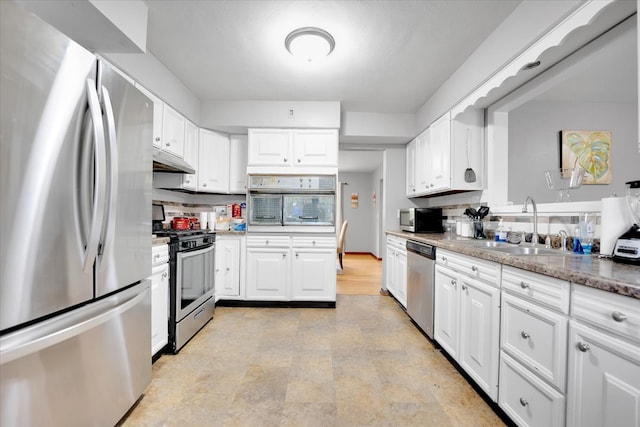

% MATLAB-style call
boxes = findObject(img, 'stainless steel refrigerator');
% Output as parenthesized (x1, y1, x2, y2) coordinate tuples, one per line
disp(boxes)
(0, 2, 153, 425)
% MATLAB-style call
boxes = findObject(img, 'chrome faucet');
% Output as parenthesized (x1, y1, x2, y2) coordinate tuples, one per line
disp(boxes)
(558, 229, 568, 251)
(522, 196, 539, 246)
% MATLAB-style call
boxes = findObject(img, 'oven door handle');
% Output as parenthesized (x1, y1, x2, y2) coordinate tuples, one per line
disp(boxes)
(177, 244, 214, 259)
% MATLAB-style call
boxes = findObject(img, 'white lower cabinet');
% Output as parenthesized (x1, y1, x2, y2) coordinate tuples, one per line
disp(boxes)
(499, 266, 570, 426)
(499, 351, 566, 427)
(215, 236, 243, 299)
(245, 235, 336, 302)
(150, 244, 169, 357)
(566, 285, 640, 427)
(434, 249, 500, 400)
(385, 235, 407, 308)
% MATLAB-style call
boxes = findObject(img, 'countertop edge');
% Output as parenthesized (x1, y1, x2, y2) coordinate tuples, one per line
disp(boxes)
(386, 230, 640, 300)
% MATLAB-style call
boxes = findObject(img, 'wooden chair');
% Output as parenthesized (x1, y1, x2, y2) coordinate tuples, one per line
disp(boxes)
(337, 220, 349, 270)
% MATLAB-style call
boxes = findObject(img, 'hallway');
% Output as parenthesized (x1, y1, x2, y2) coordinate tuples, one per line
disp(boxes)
(122, 272, 505, 426)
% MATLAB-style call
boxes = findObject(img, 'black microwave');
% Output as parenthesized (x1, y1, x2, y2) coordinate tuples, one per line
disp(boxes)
(399, 208, 443, 233)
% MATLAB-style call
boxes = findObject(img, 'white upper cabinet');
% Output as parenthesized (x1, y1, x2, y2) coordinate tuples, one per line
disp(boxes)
(408, 109, 484, 197)
(182, 120, 199, 190)
(229, 134, 248, 194)
(198, 129, 230, 193)
(405, 138, 417, 196)
(248, 128, 338, 172)
(134, 83, 164, 149)
(160, 105, 185, 158)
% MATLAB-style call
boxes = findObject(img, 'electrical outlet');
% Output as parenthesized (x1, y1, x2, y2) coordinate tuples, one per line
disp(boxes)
(288, 107, 295, 118)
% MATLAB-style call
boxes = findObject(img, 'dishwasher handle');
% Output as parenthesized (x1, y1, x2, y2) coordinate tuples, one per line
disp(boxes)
(405, 240, 436, 260)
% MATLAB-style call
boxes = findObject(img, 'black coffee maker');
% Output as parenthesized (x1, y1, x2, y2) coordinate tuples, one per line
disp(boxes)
(152, 204, 165, 232)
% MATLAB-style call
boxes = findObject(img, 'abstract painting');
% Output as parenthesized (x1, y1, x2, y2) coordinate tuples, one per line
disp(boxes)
(561, 130, 612, 184)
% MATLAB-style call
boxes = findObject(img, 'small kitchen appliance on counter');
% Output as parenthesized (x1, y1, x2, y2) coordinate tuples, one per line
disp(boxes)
(613, 180, 640, 265)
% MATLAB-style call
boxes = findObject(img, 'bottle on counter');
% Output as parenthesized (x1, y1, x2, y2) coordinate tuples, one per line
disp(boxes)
(495, 220, 507, 242)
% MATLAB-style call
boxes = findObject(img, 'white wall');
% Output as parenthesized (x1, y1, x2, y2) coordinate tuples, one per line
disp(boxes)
(508, 100, 638, 203)
(415, 0, 582, 133)
(338, 172, 375, 254)
(340, 112, 415, 144)
(105, 52, 201, 124)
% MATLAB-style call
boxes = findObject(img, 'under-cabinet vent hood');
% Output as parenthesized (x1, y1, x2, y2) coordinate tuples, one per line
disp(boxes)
(152, 148, 195, 174)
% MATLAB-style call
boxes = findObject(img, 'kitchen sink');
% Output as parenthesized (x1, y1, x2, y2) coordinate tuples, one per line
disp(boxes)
(455, 240, 575, 256)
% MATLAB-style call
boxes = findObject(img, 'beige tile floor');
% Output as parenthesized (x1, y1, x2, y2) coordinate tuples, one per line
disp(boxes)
(122, 295, 505, 426)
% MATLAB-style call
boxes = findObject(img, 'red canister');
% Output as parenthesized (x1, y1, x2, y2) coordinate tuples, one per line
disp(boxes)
(232, 203, 241, 218)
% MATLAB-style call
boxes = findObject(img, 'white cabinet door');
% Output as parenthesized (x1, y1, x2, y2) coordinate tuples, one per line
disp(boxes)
(215, 238, 241, 297)
(150, 263, 168, 355)
(405, 138, 416, 196)
(395, 249, 408, 308)
(429, 112, 451, 192)
(229, 134, 248, 193)
(161, 105, 185, 158)
(459, 275, 500, 400)
(248, 128, 292, 166)
(291, 248, 336, 301)
(385, 244, 396, 296)
(293, 129, 338, 167)
(246, 247, 289, 300)
(182, 120, 199, 190)
(566, 321, 640, 427)
(416, 130, 429, 194)
(198, 129, 230, 193)
(434, 264, 459, 359)
(134, 83, 163, 149)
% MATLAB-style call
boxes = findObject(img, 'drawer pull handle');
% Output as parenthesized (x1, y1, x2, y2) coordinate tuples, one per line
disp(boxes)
(519, 398, 528, 407)
(521, 331, 530, 339)
(611, 311, 627, 322)
(577, 342, 590, 352)
(471, 266, 478, 272)
(520, 281, 530, 289)
(442, 256, 447, 262)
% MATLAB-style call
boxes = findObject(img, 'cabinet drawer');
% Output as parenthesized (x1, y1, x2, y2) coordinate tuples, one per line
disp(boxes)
(499, 351, 566, 427)
(246, 235, 290, 248)
(437, 249, 500, 286)
(292, 236, 336, 249)
(502, 266, 569, 313)
(571, 285, 640, 344)
(152, 244, 169, 266)
(386, 235, 406, 249)
(501, 293, 568, 391)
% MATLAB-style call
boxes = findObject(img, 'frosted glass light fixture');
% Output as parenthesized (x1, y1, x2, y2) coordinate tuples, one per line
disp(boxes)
(285, 27, 335, 62)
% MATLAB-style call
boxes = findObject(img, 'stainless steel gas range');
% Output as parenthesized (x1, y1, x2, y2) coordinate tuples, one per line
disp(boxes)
(155, 230, 215, 353)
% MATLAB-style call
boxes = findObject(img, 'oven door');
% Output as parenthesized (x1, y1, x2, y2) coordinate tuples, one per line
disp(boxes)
(175, 244, 215, 321)
(283, 194, 335, 226)
(248, 194, 283, 227)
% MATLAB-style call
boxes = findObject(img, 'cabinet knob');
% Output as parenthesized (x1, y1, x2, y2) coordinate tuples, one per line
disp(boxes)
(430, 184, 434, 187)
(155, 137, 160, 142)
(202, 183, 207, 187)
(412, 189, 416, 192)
(215, 268, 220, 272)
(297, 158, 301, 163)
(226, 267, 230, 271)
(450, 279, 456, 286)
(165, 142, 171, 147)
(312, 240, 316, 245)
(283, 158, 287, 163)
(577, 342, 590, 352)
(185, 178, 190, 183)
(162, 272, 168, 278)
(154, 254, 160, 260)
(611, 311, 627, 322)
(295, 253, 299, 258)
(461, 284, 467, 291)
(266, 240, 269, 245)
(442, 256, 447, 262)
(521, 331, 530, 339)
(282, 253, 286, 259)
(519, 398, 528, 407)
(471, 266, 478, 272)
(520, 281, 530, 289)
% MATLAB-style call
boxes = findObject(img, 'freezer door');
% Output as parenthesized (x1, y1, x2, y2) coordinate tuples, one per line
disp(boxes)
(95, 60, 153, 297)
(0, 1, 97, 331)
(0, 281, 151, 427)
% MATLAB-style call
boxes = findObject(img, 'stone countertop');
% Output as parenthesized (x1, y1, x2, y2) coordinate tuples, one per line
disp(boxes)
(386, 230, 640, 300)
(214, 230, 246, 236)
(152, 236, 170, 246)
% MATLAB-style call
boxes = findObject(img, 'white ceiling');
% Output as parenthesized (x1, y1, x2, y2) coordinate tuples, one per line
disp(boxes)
(145, 0, 521, 114)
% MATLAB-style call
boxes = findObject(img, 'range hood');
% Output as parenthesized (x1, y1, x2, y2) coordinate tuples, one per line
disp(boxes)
(152, 148, 195, 174)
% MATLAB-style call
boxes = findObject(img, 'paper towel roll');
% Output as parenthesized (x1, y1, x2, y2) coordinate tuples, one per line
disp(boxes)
(600, 196, 634, 256)
(207, 212, 216, 231)
(199, 212, 208, 229)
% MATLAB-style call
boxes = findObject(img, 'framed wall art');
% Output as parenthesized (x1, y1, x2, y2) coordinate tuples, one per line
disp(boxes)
(560, 130, 612, 184)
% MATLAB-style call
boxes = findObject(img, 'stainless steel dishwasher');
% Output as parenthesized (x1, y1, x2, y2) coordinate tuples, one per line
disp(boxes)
(406, 240, 436, 339)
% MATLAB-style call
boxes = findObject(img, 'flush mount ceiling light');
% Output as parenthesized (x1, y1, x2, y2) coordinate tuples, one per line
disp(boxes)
(285, 27, 335, 62)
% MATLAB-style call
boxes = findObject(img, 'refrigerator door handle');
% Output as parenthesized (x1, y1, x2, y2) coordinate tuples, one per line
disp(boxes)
(82, 79, 108, 273)
(98, 85, 119, 270)
(0, 286, 148, 365)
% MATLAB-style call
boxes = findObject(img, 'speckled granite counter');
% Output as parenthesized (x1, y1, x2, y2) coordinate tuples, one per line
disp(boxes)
(386, 230, 640, 300)
(151, 236, 170, 246)
(214, 230, 246, 236)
